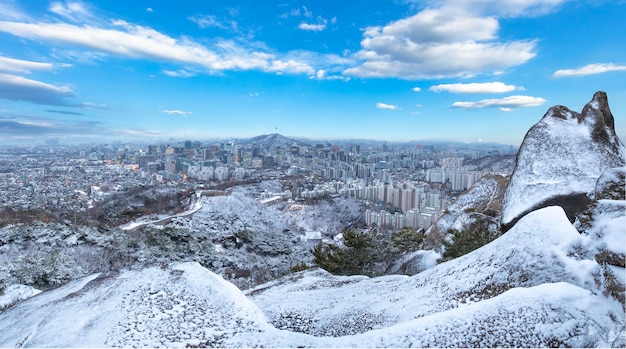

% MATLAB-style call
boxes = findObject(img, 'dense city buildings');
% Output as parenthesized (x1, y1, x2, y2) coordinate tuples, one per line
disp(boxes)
(0, 135, 515, 230)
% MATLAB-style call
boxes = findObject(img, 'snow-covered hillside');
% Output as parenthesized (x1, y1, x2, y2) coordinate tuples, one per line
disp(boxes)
(0, 181, 362, 291)
(0, 206, 622, 347)
(501, 91, 625, 230)
(428, 173, 508, 240)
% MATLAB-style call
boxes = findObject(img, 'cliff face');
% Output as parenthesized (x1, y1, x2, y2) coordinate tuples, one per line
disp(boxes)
(501, 91, 625, 231)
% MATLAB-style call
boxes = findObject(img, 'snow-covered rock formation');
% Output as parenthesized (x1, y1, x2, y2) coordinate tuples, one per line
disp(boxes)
(0, 206, 623, 347)
(501, 91, 625, 231)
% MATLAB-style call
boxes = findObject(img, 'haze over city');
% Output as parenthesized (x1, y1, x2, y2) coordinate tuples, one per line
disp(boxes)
(0, 0, 624, 144)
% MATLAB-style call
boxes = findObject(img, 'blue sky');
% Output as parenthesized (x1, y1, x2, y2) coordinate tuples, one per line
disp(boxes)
(0, 0, 624, 145)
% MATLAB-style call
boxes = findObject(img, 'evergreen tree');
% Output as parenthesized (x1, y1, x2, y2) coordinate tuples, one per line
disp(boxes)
(440, 220, 499, 262)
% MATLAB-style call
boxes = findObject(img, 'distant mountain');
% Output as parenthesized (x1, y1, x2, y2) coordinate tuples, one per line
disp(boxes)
(238, 134, 518, 149)
(239, 133, 309, 148)
(501, 91, 625, 231)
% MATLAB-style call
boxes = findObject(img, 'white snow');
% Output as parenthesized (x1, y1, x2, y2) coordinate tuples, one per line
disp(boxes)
(0, 206, 624, 348)
(120, 193, 203, 230)
(0, 184, 623, 347)
(0, 284, 41, 310)
(502, 105, 625, 226)
(585, 199, 626, 256)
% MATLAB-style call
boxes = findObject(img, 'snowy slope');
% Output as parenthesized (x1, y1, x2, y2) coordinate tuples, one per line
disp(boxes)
(0, 182, 362, 292)
(0, 284, 40, 310)
(429, 173, 508, 240)
(501, 91, 625, 230)
(248, 206, 622, 340)
(0, 207, 622, 347)
(0, 264, 278, 348)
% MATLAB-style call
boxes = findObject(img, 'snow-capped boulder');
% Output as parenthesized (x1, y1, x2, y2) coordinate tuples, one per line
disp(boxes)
(501, 91, 625, 231)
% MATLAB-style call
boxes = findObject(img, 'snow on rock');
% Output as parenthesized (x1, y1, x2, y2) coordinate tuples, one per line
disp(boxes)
(447, 174, 509, 215)
(248, 206, 622, 343)
(341, 282, 621, 348)
(0, 209, 623, 349)
(501, 91, 625, 231)
(384, 249, 441, 276)
(428, 174, 508, 242)
(0, 263, 276, 348)
(0, 284, 41, 310)
(585, 200, 626, 258)
(595, 167, 626, 200)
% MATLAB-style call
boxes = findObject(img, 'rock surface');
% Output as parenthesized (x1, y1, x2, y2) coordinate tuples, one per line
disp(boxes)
(501, 91, 625, 231)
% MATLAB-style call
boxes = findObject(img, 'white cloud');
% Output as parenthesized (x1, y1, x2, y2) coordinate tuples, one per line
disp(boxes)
(311, 69, 350, 81)
(325, 75, 350, 81)
(331, 17, 337, 24)
(412, 87, 421, 92)
(553, 63, 626, 78)
(163, 109, 192, 116)
(302, 6, 313, 18)
(0, 73, 77, 106)
(146, 7, 153, 13)
(81, 101, 107, 110)
(50, 49, 108, 64)
(0, 56, 60, 74)
(189, 14, 220, 28)
(382, 7, 499, 43)
(188, 14, 238, 32)
(376, 102, 400, 110)
(452, 95, 546, 110)
(418, 0, 568, 17)
(0, 20, 315, 75)
(298, 17, 328, 31)
(343, 7, 536, 79)
(0, 1, 29, 21)
(268, 59, 314, 74)
(430, 81, 522, 93)
(49, 1, 92, 22)
(298, 22, 326, 31)
(163, 69, 196, 78)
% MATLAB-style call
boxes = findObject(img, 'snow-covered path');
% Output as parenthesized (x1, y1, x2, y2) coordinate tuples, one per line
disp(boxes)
(119, 191, 207, 231)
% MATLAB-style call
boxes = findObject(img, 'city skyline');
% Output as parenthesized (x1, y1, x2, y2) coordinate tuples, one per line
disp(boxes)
(0, 0, 624, 145)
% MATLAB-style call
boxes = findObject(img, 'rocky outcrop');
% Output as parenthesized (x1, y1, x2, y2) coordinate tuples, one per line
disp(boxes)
(427, 174, 508, 246)
(501, 91, 625, 231)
